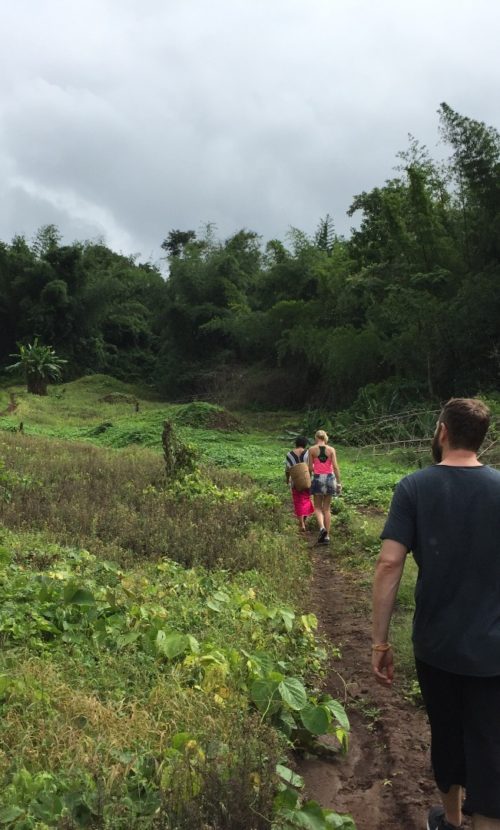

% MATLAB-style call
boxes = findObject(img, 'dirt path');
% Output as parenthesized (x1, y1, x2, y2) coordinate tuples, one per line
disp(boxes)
(0, 392, 18, 417)
(296, 543, 439, 830)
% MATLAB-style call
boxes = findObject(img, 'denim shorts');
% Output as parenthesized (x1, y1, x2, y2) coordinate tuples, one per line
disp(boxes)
(311, 473, 337, 496)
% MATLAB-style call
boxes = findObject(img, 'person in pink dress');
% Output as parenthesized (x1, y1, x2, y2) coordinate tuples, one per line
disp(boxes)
(308, 429, 342, 545)
(285, 436, 315, 531)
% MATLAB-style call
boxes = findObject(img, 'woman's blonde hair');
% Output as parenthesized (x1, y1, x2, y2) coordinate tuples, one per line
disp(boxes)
(315, 429, 328, 442)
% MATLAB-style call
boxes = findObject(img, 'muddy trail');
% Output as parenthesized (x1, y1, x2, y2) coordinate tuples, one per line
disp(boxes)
(296, 542, 451, 830)
(0, 392, 18, 417)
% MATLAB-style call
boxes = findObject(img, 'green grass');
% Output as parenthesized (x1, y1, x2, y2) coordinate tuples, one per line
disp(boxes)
(0, 375, 418, 827)
(0, 377, 360, 828)
(0, 376, 410, 510)
(0, 526, 309, 827)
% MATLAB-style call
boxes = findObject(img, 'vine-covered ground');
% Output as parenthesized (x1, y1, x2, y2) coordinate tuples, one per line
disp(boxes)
(0, 375, 455, 829)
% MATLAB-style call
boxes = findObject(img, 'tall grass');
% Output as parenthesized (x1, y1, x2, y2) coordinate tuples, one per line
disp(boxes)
(0, 432, 298, 581)
(0, 417, 311, 827)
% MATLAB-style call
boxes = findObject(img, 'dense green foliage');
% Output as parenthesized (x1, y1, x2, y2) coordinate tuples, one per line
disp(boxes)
(0, 377, 362, 829)
(0, 228, 165, 383)
(2, 104, 500, 412)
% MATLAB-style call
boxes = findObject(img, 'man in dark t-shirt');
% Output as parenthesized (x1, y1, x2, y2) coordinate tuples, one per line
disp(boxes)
(372, 398, 500, 830)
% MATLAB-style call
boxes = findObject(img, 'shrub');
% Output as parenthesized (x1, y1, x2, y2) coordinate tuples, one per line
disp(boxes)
(174, 402, 242, 431)
(156, 719, 279, 830)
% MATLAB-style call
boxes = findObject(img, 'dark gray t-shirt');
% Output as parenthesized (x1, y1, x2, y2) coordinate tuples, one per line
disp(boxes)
(382, 464, 500, 676)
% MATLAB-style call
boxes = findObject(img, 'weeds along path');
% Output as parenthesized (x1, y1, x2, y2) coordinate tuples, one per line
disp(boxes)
(296, 542, 436, 830)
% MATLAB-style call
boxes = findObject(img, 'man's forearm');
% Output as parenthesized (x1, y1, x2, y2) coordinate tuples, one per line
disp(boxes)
(372, 541, 407, 644)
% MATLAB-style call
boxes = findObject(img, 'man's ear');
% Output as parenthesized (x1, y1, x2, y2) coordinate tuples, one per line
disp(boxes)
(439, 421, 448, 442)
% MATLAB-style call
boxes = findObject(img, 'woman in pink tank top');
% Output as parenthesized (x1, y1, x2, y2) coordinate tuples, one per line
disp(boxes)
(308, 429, 342, 545)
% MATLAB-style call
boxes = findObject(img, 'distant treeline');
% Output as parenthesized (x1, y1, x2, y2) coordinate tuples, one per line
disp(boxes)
(2, 102, 500, 412)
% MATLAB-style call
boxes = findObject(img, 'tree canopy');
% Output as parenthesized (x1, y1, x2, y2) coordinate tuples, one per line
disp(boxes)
(2, 104, 500, 412)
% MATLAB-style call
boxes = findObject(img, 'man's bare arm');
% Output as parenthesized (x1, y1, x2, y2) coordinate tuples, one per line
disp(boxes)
(372, 539, 407, 687)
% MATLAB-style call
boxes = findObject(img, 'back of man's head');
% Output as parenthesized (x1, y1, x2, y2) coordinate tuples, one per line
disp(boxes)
(440, 397, 490, 451)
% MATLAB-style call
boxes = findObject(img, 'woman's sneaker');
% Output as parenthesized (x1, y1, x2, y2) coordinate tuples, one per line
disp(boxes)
(318, 528, 328, 544)
(427, 807, 463, 830)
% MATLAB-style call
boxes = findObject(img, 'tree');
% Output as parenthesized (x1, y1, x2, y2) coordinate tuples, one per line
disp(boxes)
(161, 229, 197, 258)
(30, 224, 62, 259)
(7, 338, 67, 395)
(314, 214, 335, 254)
(439, 102, 500, 265)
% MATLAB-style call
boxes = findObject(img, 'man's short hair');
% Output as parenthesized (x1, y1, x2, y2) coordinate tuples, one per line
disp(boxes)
(295, 435, 308, 448)
(440, 398, 490, 451)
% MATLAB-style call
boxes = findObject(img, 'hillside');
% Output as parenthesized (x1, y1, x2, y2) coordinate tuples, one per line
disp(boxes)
(0, 376, 371, 829)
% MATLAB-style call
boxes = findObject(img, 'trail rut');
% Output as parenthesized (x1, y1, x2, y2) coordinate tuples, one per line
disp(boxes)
(0, 392, 18, 417)
(296, 544, 451, 830)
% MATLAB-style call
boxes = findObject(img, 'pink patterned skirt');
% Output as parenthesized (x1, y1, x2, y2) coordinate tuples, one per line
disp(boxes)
(291, 487, 315, 518)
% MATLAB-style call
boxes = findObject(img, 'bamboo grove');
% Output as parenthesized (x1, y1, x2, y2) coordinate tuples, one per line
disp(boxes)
(2, 104, 500, 412)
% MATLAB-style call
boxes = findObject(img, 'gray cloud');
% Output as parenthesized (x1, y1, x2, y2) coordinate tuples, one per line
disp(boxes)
(1, 0, 500, 261)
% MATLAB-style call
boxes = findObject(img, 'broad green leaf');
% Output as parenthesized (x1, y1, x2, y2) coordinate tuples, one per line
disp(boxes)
(155, 630, 189, 659)
(322, 698, 350, 731)
(63, 585, 96, 606)
(278, 677, 307, 711)
(273, 785, 299, 811)
(250, 679, 280, 714)
(280, 609, 295, 631)
(187, 634, 200, 653)
(335, 727, 349, 752)
(206, 599, 222, 612)
(300, 613, 318, 632)
(33, 793, 64, 821)
(276, 764, 304, 788)
(325, 812, 357, 829)
(299, 801, 330, 829)
(116, 631, 141, 649)
(252, 601, 270, 618)
(61, 631, 86, 644)
(0, 805, 24, 824)
(276, 805, 326, 829)
(276, 707, 296, 737)
(301, 704, 330, 735)
(250, 651, 275, 676)
(268, 670, 285, 683)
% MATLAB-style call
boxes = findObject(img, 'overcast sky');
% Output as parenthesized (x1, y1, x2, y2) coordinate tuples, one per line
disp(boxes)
(1, 0, 499, 264)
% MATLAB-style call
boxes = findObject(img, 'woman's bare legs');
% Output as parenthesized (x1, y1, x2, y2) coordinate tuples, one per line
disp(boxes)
(323, 496, 332, 535)
(314, 495, 332, 542)
(313, 495, 325, 531)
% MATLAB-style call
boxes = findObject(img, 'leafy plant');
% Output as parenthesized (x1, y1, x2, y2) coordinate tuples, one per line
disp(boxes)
(273, 765, 356, 829)
(0, 380, 359, 827)
(7, 338, 66, 396)
(249, 665, 349, 750)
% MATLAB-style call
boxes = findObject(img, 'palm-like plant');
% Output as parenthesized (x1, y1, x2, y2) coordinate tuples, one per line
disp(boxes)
(7, 338, 67, 396)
